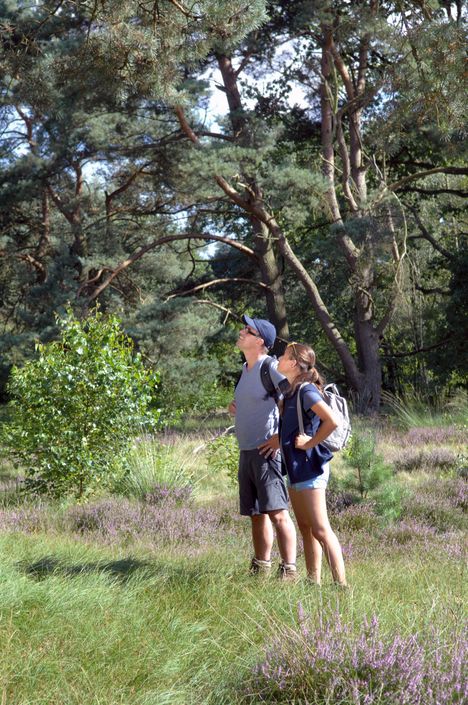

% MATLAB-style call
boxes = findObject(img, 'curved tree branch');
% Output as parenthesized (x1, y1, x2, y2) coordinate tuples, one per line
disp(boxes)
(81, 232, 256, 300)
(166, 277, 272, 300)
(388, 166, 468, 192)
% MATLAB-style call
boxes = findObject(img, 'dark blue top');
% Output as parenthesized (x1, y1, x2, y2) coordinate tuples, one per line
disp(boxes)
(280, 383, 333, 484)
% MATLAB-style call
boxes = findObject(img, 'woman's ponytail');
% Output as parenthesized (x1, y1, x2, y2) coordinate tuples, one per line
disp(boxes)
(286, 344, 325, 395)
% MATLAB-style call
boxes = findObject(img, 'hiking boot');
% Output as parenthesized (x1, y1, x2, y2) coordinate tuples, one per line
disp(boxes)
(249, 557, 272, 576)
(277, 561, 299, 582)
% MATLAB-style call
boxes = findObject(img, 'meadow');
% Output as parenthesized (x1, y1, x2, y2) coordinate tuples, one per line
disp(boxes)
(0, 412, 466, 705)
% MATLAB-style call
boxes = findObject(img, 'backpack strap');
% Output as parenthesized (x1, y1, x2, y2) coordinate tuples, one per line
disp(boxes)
(260, 356, 290, 403)
(323, 383, 340, 395)
(235, 357, 290, 404)
(296, 383, 318, 429)
(296, 383, 307, 434)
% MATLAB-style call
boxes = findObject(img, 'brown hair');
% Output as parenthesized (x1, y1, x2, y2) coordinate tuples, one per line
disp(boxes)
(286, 342, 324, 395)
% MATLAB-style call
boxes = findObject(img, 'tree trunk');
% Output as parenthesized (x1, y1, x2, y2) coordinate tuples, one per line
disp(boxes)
(216, 53, 289, 340)
(354, 316, 382, 413)
(252, 218, 289, 346)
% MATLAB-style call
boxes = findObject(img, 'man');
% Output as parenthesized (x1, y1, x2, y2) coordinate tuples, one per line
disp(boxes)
(228, 314, 297, 580)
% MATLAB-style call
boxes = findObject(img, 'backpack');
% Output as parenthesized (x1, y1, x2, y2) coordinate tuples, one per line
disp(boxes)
(320, 383, 352, 452)
(295, 382, 351, 453)
(236, 356, 290, 403)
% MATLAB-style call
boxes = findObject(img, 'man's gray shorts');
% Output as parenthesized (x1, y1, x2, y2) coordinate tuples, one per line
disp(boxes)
(238, 449, 289, 516)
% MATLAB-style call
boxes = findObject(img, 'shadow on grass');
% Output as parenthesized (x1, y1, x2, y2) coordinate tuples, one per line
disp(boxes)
(17, 555, 225, 587)
(18, 556, 152, 584)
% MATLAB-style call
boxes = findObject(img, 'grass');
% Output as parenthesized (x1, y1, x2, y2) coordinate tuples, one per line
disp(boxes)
(0, 533, 465, 705)
(0, 410, 466, 705)
(380, 388, 468, 429)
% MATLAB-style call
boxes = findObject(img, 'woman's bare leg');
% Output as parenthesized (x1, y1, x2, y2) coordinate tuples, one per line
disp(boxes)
(288, 488, 322, 582)
(289, 487, 346, 585)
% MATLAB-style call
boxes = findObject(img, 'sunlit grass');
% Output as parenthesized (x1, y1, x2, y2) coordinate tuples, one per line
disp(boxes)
(0, 530, 464, 705)
(0, 408, 466, 704)
(381, 389, 468, 429)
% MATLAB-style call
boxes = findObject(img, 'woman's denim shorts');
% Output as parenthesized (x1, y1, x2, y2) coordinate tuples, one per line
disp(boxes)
(287, 463, 330, 491)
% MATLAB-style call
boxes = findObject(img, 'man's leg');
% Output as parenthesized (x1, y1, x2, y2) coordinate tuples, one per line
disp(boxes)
(251, 513, 274, 562)
(254, 452, 297, 579)
(239, 451, 272, 572)
(268, 509, 296, 565)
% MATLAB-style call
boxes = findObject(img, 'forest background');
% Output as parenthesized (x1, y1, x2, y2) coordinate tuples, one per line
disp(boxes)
(0, 0, 466, 416)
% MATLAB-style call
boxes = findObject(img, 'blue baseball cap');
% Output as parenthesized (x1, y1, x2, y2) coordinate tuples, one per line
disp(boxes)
(242, 314, 276, 349)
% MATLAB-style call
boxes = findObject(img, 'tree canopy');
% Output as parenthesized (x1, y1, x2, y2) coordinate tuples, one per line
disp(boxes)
(1, 0, 466, 411)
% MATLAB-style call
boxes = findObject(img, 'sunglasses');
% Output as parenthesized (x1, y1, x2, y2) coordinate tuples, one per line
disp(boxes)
(245, 327, 261, 338)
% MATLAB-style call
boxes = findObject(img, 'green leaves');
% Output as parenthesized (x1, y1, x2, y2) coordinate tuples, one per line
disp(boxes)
(3, 307, 159, 498)
(342, 431, 393, 500)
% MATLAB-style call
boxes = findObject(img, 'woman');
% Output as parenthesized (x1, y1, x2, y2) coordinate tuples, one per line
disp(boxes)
(275, 342, 346, 586)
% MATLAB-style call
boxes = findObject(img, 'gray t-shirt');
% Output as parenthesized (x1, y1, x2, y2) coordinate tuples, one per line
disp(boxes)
(234, 356, 286, 451)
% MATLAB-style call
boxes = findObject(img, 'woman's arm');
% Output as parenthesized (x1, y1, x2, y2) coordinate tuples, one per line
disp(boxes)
(294, 400, 338, 450)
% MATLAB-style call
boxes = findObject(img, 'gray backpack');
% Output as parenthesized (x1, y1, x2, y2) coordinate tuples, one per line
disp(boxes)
(295, 382, 352, 452)
(321, 384, 352, 452)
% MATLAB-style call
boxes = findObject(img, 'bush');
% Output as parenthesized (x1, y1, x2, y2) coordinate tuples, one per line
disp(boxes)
(393, 447, 458, 473)
(3, 308, 159, 498)
(342, 431, 393, 499)
(114, 436, 196, 499)
(401, 478, 467, 532)
(248, 609, 467, 705)
(206, 431, 238, 486)
(372, 479, 408, 522)
(333, 502, 380, 533)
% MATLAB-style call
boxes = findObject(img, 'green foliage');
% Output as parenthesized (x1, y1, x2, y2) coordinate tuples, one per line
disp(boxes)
(206, 432, 238, 486)
(3, 308, 159, 498)
(113, 435, 197, 499)
(382, 389, 468, 429)
(373, 479, 409, 523)
(342, 432, 393, 499)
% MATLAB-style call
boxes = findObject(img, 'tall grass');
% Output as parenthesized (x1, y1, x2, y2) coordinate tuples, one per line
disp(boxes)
(381, 389, 467, 429)
(113, 434, 208, 499)
(0, 413, 466, 705)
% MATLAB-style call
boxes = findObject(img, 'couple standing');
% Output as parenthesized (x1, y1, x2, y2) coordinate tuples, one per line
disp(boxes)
(229, 314, 347, 586)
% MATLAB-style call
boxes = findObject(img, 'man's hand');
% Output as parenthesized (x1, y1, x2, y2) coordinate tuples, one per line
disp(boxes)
(228, 400, 236, 416)
(258, 434, 280, 458)
(295, 433, 313, 450)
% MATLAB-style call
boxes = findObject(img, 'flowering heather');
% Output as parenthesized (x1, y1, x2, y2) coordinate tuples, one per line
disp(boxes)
(397, 426, 467, 448)
(64, 497, 238, 549)
(381, 520, 441, 550)
(143, 483, 193, 506)
(326, 489, 359, 515)
(0, 505, 48, 533)
(402, 478, 467, 532)
(392, 447, 458, 473)
(248, 609, 467, 705)
(332, 501, 380, 534)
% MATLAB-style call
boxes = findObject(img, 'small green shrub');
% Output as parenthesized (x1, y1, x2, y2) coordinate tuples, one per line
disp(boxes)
(3, 308, 159, 498)
(373, 479, 409, 522)
(206, 432, 238, 486)
(114, 436, 196, 498)
(342, 431, 393, 499)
